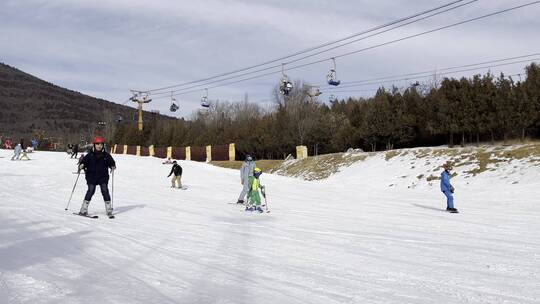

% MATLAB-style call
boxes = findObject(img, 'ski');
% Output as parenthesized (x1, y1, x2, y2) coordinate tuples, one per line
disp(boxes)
(73, 212, 98, 219)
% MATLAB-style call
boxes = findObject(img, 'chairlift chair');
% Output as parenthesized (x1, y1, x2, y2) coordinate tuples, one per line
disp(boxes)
(279, 63, 293, 96)
(327, 58, 341, 86)
(169, 92, 179, 112)
(307, 86, 322, 98)
(201, 88, 210, 108)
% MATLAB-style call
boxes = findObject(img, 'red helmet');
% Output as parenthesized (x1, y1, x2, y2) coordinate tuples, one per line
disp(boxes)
(93, 136, 105, 144)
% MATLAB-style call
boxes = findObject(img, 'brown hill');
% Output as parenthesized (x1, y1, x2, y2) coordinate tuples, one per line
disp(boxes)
(0, 62, 171, 146)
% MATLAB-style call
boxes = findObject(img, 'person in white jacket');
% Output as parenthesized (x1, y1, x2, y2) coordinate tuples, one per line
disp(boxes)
(11, 143, 22, 160)
(236, 155, 256, 204)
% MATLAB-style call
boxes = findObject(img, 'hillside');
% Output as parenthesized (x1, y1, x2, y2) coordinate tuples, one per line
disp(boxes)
(269, 142, 540, 185)
(0, 62, 171, 143)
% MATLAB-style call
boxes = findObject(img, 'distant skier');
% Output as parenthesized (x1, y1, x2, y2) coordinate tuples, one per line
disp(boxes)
(78, 137, 116, 218)
(31, 138, 38, 150)
(19, 149, 30, 161)
(11, 143, 22, 160)
(167, 160, 183, 188)
(71, 143, 79, 159)
(441, 163, 458, 213)
(4, 138, 13, 149)
(237, 154, 256, 204)
(245, 167, 265, 213)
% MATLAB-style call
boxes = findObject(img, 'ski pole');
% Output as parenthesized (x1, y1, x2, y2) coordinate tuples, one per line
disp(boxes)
(111, 169, 115, 210)
(262, 186, 269, 212)
(65, 171, 81, 210)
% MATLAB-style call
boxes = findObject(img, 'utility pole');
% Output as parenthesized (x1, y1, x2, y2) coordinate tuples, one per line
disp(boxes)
(130, 91, 152, 131)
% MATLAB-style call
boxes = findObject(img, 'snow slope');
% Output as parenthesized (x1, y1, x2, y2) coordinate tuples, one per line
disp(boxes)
(0, 148, 539, 304)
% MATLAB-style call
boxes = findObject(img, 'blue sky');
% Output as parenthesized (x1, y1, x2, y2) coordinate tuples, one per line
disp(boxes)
(1, 0, 539, 118)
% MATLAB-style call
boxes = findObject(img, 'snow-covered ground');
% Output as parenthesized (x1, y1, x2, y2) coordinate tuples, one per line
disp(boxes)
(1, 148, 539, 304)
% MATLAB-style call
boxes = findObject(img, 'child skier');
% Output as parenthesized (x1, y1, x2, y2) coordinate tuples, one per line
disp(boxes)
(167, 160, 183, 188)
(78, 137, 116, 218)
(441, 163, 458, 213)
(11, 143, 22, 160)
(237, 154, 256, 204)
(246, 167, 265, 213)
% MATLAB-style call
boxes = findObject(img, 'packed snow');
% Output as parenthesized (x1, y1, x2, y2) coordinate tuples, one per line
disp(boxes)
(0, 148, 539, 304)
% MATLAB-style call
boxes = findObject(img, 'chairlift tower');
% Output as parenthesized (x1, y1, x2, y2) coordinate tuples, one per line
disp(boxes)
(130, 91, 152, 131)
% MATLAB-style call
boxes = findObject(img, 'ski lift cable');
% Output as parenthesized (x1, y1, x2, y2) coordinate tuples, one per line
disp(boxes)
(286, 1, 540, 74)
(330, 71, 524, 94)
(327, 61, 538, 93)
(281, 0, 478, 66)
(150, 55, 540, 102)
(142, 0, 476, 94)
(146, 0, 476, 98)
(148, 1, 538, 99)
(320, 58, 540, 90)
(318, 52, 540, 88)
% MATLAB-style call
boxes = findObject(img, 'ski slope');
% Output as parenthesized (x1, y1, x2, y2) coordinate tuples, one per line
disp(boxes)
(0, 149, 539, 304)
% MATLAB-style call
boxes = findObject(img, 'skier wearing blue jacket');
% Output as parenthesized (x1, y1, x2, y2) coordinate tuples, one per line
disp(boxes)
(441, 163, 458, 213)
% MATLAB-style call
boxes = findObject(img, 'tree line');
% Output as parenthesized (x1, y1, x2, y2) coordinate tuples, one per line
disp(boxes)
(113, 63, 540, 159)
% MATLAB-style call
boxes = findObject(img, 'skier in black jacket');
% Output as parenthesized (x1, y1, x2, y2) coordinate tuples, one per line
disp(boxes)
(167, 161, 183, 188)
(71, 143, 79, 159)
(78, 136, 116, 217)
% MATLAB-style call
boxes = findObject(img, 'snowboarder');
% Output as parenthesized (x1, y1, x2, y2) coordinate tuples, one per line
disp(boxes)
(167, 160, 183, 188)
(162, 157, 174, 164)
(11, 143, 22, 160)
(77, 136, 116, 217)
(237, 154, 256, 204)
(246, 167, 265, 213)
(71, 143, 79, 159)
(441, 163, 458, 213)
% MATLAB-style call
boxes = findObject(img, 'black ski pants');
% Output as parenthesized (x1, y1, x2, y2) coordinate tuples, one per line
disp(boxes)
(84, 183, 111, 201)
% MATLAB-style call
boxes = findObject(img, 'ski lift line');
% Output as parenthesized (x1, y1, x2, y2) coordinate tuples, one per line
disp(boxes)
(327, 60, 538, 92)
(149, 56, 539, 102)
(150, 70, 280, 101)
(330, 72, 523, 94)
(141, 0, 475, 94)
(318, 58, 540, 90)
(318, 52, 540, 87)
(147, 2, 537, 98)
(287, 1, 540, 74)
(282, 0, 479, 66)
(147, 63, 284, 99)
(326, 60, 539, 92)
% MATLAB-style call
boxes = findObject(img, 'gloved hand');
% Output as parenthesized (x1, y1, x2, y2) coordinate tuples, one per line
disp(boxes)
(450, 186, 455, 193)
(78, 164, 85, 170)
